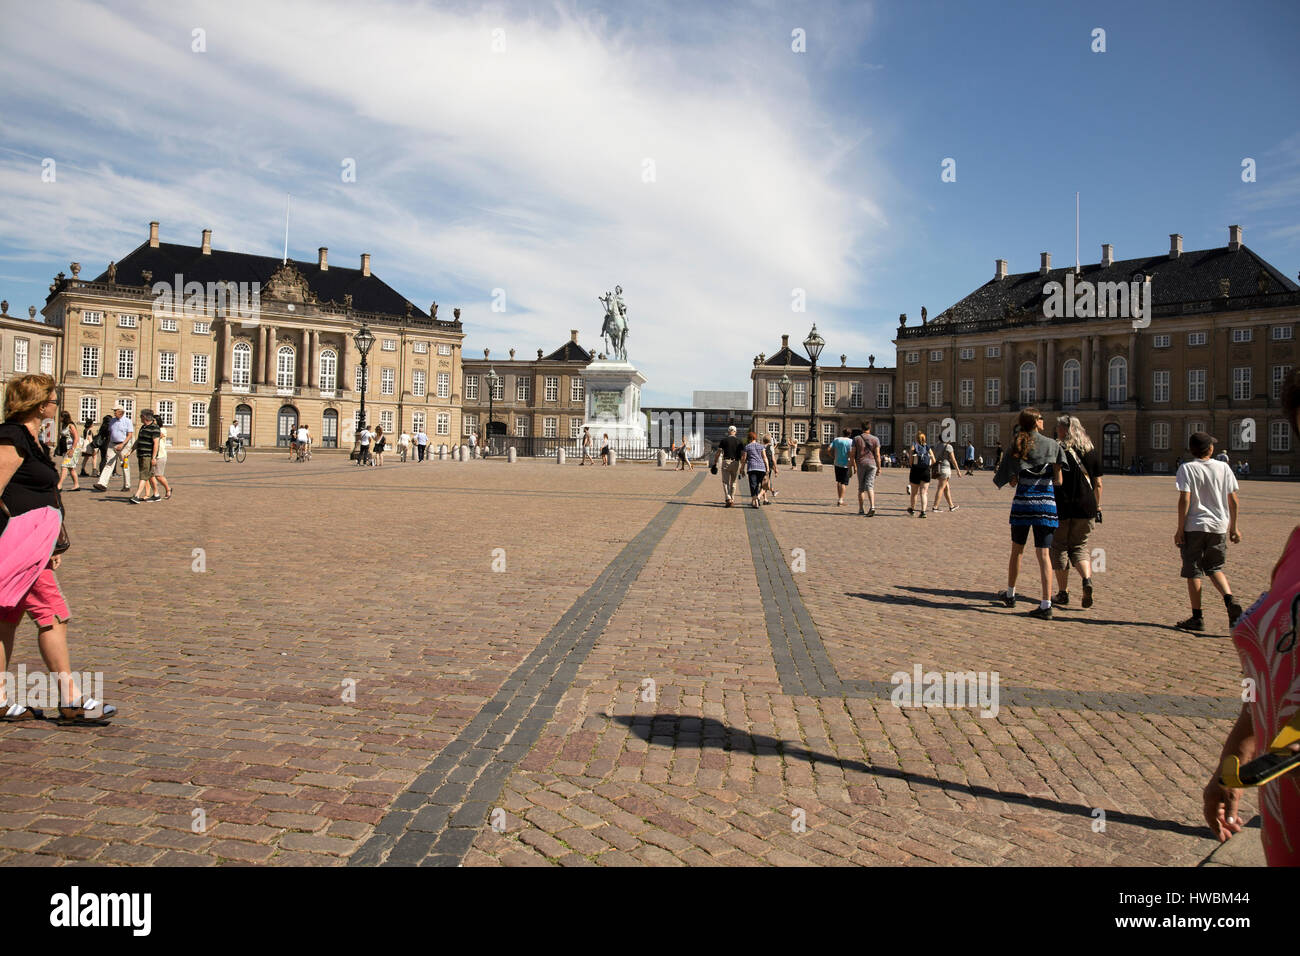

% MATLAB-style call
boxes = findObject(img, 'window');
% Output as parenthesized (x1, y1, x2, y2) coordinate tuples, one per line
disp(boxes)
(1273, 326, 1293, 341)
(355, 366, 366, 393)
(436, 412, 450, 435)
(1270, 420, 1292, 453)
(517, 378, 531, 402)
(81, 346, 100, 377)
(437, 372, 450, 399)
(118, 398, 134, 419)
(986, 377, 1001, 406)
(1188, 368, 1207, 402)
(1233, 367, 1252, 401)
(157, 400, 174, 427)
(412, 412, 426, 433)
(1230, 420, 1248, 451)
(437, 343, 452, 356)
(793, 382, 807, 407)
(793, 422, 807, 444)
(1019, 362, 1037, 404)
(767, 381, 780, 406)
(190, 401, 207, 427)
(1053, 360, 1077, 405)
(1188, 331, 1208, 346)
(462, 413, 478, 436)
(903, 422, 917, 447)
(1232, 328, 1253, 343)
(412, 369, 426, 397)
(381, 339, 396, 351)
(82, 311, 102, 325)
(413, 342, 429, 354)
(118, 313, 138, 328)
(927, 421, 941, 443)
(959, 347, 974, 361)
(380, 410, 394, 433)
(158, 351, 176, 383)
(929, 350, 943, 362)
(1153, 369, 1170, 403)
(160, 317, 177, 332)
(570, 417, 583, 438)
(12, 339, 27, 372)
(875, 422, 891, 447)
(39, 342, 53, 374)
(571, 378, 584, 402)
(491, 377, 504, 401)
(1154, 334, 1170, 348)
(823, 381, 837, 408)
(545, 376, 559, 402)
(986, 345, 1001, 358)
(464, 375, 479, 400)
(79, 396, 98, 422)
(1151, 422, 1170, 450)
(958, 422, 974, 446)
(822, 423, 834, 445)
(905, 381, 919, 408)
(1273, 365, 1293, 400)
(274, 348, 292, 389)
(906, 352, 919, 364)
(1187, 421, 1206, 443)
(381, 367, 395, 395)
(984, 422, 999, 448)
(876, 383, 891, 408)
(1108, 357, 1127, 404)
(317, 349, 336, 392)
(543, 416, 558, 437)
(849, 382, 863, 408)
(928, 380, 943, 407)
(515, 418, 528, 438)
(959, 378, 974, 407)
(1272, 465, 1292, 476)
(193, 321, 210, 334)
(117, 348, 135, 379)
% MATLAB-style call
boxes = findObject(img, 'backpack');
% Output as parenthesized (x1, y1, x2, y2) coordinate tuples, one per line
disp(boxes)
(914, 443, 929, 464)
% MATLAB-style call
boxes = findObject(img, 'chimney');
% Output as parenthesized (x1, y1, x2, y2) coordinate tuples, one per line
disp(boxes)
(1229, 224, 1243, 252)
(995, 259, 1008, 280)
(781, 333, 790, 350)
(360, 253, 371, 277)
(570, 329, 579, 343)
(318, 247, 328, 270)
(1040, 252, 1052, 276)
(1169, 234, 1182, 259)
(1101, 243, 1113, 267)
(201, 229, 212, 255)
(149, 221, 159, 248)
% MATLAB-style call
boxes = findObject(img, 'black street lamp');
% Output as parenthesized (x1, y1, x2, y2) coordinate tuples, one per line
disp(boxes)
(801, 324, 825, 472)
(486, 366, 500, 457)
(778, 372, 792, 465)
(352, 322, 374, 463)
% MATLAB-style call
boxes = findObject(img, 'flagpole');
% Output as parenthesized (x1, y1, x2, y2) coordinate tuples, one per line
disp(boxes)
(283, 194, 290, 265)
(1075, 191, 1080, 273)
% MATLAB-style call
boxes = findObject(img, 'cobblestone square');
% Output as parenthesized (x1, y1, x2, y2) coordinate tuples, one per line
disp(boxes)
(0, 453, 1293, 867)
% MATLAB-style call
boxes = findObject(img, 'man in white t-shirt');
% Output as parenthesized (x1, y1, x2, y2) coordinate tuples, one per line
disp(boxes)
(227, 421, 241, 458)
(358, 426, 373, 466)
(1174, 431, 1243, 632)
(295, 425, 310, 460)
(397, 431, 411, 462)
(415, 429, 429, 462)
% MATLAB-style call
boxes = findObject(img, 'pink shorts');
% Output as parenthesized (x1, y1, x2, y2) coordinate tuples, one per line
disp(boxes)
(0, 566, 70, 628)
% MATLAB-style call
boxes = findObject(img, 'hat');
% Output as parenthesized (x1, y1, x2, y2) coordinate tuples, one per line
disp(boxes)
(727, 425, 737, 433)
(1188, 431, 1217, 455)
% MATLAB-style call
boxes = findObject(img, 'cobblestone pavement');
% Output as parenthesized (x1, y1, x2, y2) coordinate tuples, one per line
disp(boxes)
(0, 453, 1293, 866)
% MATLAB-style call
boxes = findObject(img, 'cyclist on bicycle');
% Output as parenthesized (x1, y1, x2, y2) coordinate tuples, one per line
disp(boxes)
(296, 424, 310, 461)
(226, 421, 241, 459)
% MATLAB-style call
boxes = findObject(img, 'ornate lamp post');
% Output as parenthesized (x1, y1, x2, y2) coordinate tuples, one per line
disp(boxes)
(778, 373, 792, 465)
(486, 366, 500, 457)
(801, 324, 825, 472)
(352, 322, 374, 462)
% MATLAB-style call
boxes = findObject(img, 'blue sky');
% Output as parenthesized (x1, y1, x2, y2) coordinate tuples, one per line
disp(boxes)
(0, 0, 1296, 405)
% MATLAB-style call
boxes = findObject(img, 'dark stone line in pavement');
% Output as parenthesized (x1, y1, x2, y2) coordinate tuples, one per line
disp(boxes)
(350, 470, 707, 867)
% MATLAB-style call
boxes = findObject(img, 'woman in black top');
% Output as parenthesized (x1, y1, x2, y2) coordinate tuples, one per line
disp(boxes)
(1050, 415, 1103, 609)
(0, 374, 116, 724)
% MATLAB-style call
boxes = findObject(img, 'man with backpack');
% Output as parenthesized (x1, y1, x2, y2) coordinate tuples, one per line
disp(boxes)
(852, 421, 882, 516)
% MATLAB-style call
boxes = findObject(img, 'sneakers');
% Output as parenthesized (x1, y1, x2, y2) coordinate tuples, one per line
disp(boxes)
(92, 484, 106, 492)
(128, 496, 143, 504)
(907, 507, 914, 515)
(919, 511, 927, 518)
(1176, 615, 1206, 632)
(1227, 601, 1245, 627)
(1028, 605, 1054, 620)
(149, 495, 162, 502)
(1081, 583, 1094, 609)
(1054, 590, 1069, 606)
(998, 590, 1016, 607)
(866, 509, 876, 517)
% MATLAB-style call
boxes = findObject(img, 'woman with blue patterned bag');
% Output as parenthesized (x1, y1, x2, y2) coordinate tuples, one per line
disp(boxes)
(993, 407, 1066, 619)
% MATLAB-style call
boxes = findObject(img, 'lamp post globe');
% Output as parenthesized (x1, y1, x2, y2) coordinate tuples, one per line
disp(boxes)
(486, 366, 500, 457)
(352, 323, 375, 461)
(801, 324, 826, 472)
(778, 373, 792, 466)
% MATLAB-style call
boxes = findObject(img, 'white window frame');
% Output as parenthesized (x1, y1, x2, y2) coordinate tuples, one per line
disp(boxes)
(1153, 334, 1170, 348)
(543, 416, 558, 438)
(193, 320, 211, 335)
(1152, 369, 1170, 403)
(1108, 357, 1127, 404)
(381, 367, 395, 396)
(571, 378, 584, 403)
(1272, 326, 1293, 341)
(12, 338, 28, 373)
(1232, 328, 1253, 343)
(792, 422, 807, 444)
(39, 341, 53, 374)
(1273, 365, 1293, 400)
(317, 349, 336, 392)
(1188, 331, 1208, 346)
(545, 376, 559, 402)
(412, 369, 426, 397)
(515, 418, 528, 438)
(274, 347, 292, 389)
(81, 346, 100, 377)
(118, 313, 138, 328)
(82, 310, 103, 325)
(928, 380, 943, 407)
(569, 417, 583, 438)
(437, 343, 452, 356)
(906, 351, 919, 364)
(413, 341, 429, 354)
(1233, 366, 1252, 401)
(1270, 420, 1292, 453)
(984, 422, 999, 448)
(1018, 362, 1037, 404)
(117, 348, 135, 380)
(464, 375, 479, 401)
(823, 381, 837, 408)
(437, 372, 450, 399)
(412, 411, 426, 433)
(1230, 420, 1248, 451)
(381, 339, 397, 352)
(1188, 368, 1207, 402)
(905, 381, 919, 408)
(462, 413, 478, 437)
(190, 401, 207, 427)
(379, 410, 394, 433)
(160, 317, 178, 332)
(1062, 360, 1081, 405)
(158, 351, 176, 383)
(79, 396, 98, 422)
(959, 347, 974, 361)
(849, 382, 863, 408)
(929, 350, 942, 362)
(822, 422, 834, 445)
(793, 381, 807, 407)
(517, 378, 531, 402)
(1151, 421, 1170, 450)
(157, 400, 175, 427)
(986, 345, 1001, 359)
(876, 383, 891, 408)
(436, 412, 450, 435)
(767, 381, 780, 407)
(986, 378, 1000, 406)
(959, 378, 974, 408)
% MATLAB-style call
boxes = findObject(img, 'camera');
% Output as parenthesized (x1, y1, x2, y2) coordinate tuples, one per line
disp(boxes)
(1095, 510, 1103, 524)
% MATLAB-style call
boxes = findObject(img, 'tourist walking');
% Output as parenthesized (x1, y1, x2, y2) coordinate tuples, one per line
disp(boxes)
(398, 430, 411, 462)
(77, 419, 95, 477)
(677, 440, 694, 471)
(711, 424, 745, 508)
(993, 407, 1066, 619)
(993, 441, 1004, 472)
(1050, 415, 1102, 608)
(1174, 432, 1244, 631)
(581, 427, 594, 465)
(91, 406, 133, 493)
(468, 430, 478, 459)
(153, 417, 172, 500)
(964, 440, 977, 476)
(415, 427, 428, 462)
(56, 412, 81, 492)
(742, 431, 767, 508)
(831, 428, 854, 507)
(761, 435, 777, 501)
(852, 421, 881, 516)
(0, 374, 117, 724)
(907, 432, 935, 517)
(600, 433, 611, 466)
(92, 412, 114, 475)
(129, 410, 162, 503)
(932, 439, 961, 512)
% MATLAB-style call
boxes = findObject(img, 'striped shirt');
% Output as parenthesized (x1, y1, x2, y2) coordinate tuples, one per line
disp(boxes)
(135, 422, 161, 460)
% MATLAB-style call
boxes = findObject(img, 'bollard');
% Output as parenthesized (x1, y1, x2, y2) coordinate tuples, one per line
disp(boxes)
(557, 448, 566, 465)
(507, 446, 517, 463)
(439, 445, 448, 461)
(608, 448, 617, 468)
(656, 449, 667, 467)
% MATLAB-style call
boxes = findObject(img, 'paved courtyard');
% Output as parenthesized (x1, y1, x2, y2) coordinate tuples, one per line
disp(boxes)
(0, 452, 1293, 866)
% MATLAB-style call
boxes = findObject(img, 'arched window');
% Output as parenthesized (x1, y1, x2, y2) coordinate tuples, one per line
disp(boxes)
(234, 403, 252, 445)
(1062, 359, 1081, 405)
(1108, 356, 1128, 404)
(232, 341, 251, 389)
(318, 348, 337, 392)
(1019, 361, 1037, 405)
(277, 406, 299, 446)
(277, 346, 295, 390)
(322, 409, 339, 448)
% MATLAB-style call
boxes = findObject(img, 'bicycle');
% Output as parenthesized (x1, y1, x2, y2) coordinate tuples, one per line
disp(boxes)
(223, 438, 247, 463)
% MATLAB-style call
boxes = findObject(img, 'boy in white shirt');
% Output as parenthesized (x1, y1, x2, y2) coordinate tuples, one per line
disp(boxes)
(1174, 431, 1243, 631)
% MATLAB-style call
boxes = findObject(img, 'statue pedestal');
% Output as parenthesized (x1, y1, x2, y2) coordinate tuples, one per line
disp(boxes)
(582, 360, 648, 444)
(777, 441, 793, 466)
(800, 440, 824, 471)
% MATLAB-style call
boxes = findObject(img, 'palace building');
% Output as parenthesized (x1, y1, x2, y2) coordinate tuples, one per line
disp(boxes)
(460, 331, 593, 444)
(38, 222, 465, 449)
(893, 226, 1300, 475)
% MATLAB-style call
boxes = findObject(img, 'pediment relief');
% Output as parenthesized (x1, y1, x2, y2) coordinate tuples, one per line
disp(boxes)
(263, 262, 318, 304)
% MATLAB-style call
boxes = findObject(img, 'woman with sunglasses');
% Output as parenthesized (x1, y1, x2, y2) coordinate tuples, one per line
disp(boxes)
(993, 407, 1066, 619)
